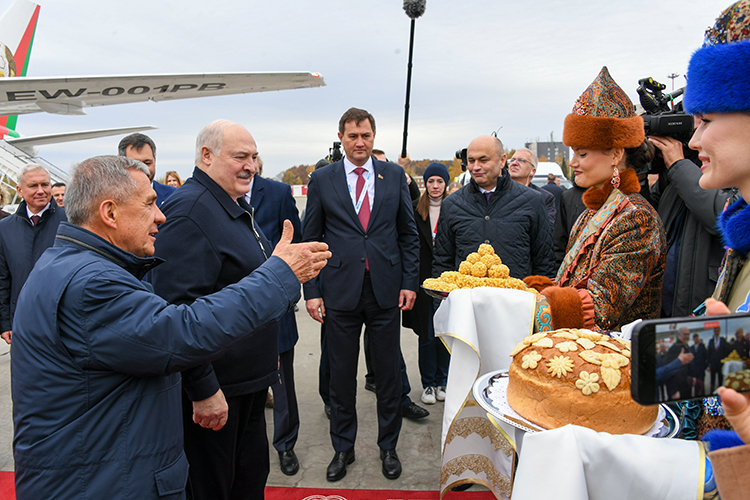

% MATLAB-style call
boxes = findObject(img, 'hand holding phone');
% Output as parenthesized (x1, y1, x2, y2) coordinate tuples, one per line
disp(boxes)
(632, 312, 750, 405)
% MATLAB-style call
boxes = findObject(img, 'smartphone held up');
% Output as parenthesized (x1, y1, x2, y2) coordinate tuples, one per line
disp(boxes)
(632, 313, 750, 405)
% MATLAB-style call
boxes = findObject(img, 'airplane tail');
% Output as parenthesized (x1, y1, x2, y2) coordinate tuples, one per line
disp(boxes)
(0, 0, 39, 134)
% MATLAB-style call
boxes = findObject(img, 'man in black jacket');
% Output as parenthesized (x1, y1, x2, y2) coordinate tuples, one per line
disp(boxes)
(542, 173, 565, 205)
(707, 327, 731, 392)
(552, 181, 586, 267)
(151, 120, 277, 500)
(433, 135, 555, 279)
(649, 135, 737, 317)
(0, 164, 66, 344)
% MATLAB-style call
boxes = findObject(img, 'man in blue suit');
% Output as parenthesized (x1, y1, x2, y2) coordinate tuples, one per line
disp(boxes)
(303, 107, 419, 482)
(118, 133, 176, 207)
(245, 166, 303, 476)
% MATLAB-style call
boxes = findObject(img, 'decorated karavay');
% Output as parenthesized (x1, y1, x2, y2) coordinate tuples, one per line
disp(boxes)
(507, 328, 658, 435)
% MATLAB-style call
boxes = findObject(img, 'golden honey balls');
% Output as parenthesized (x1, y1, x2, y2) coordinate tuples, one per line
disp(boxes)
(488, 264, 510, 279)
(471, 262, 488, 277)
(477, 244, 495, 257)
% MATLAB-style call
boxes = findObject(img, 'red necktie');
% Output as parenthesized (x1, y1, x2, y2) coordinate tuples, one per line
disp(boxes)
(30, 215, 40, 226)
(354, 167, 370, 271)
(354, 168, 370, 231)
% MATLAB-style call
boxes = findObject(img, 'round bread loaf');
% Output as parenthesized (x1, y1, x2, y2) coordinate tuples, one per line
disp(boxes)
(506, 328, 658, 435)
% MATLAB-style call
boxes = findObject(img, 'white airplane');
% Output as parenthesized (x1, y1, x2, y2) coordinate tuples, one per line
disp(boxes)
(0, 0, 325, 186)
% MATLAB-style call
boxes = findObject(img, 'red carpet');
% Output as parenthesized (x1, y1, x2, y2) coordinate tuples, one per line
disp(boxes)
(0, 475, 495, 500)
(265, 487, 496, 500)
(0, 472, 14, 500)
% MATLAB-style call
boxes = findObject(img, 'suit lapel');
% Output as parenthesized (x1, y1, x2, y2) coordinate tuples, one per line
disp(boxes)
(330, 161, 364, 232)
(250, 176, 265, 210)
(369, 160, 386, 227)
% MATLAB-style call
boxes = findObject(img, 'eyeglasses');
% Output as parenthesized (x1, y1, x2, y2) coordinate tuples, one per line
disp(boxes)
(509, 157, 532, 166)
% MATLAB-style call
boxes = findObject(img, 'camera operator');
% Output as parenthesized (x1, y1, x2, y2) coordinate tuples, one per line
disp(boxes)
(649, 133, 738, 317)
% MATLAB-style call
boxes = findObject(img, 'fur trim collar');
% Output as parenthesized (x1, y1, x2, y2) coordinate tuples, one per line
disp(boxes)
(684, 41, 750, 115)
(719, 198, 750, 256)
(581, 168, 640, 210)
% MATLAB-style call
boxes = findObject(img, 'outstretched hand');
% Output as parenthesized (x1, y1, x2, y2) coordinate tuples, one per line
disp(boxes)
(272, 220, 331, 284)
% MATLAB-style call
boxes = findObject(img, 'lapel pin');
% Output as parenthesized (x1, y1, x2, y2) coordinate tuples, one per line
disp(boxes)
(378, 174, 383, 179)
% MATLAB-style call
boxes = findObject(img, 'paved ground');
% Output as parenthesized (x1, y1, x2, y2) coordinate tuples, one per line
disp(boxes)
(0, 296, 452, 491)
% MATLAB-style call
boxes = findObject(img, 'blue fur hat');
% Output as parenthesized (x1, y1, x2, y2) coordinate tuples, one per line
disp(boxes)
(422, 162, 449, 185)
(684, 1, 750, 114)
(683, 40, 750, 114)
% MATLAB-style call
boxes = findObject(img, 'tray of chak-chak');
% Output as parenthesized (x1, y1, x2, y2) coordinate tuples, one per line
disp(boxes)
(473, 370, 679, 438)
(422, 244, 539, 300)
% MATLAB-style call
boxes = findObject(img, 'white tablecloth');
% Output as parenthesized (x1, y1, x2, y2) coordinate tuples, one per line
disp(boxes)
(723, 360, 746, 377)
(512, 424, 704, 500)
(435, 287, 536, 499)
(434, 290, 707, 500)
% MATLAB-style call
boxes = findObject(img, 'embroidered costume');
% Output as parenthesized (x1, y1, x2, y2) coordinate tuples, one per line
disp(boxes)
(525, 67, 666, 331)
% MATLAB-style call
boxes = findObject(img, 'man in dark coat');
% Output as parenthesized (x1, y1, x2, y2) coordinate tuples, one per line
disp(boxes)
(11, 155, 328, 500)
(151, 120, 281, 500)
(708, 327, 731, 392)
(649, 135, 737, 317)
(731, 328, 750, 359)
(119, 133, 176, 207)
(246, 171, 304, 476)
(691, 333, 707, 389)
(0, 164, 66, 344)
(303, 107, 419, 482)
(664, 327, 692, 398)
(552, 181, 587, 267)
(433, 135, 556, 279)
(541, 173, 565, 206)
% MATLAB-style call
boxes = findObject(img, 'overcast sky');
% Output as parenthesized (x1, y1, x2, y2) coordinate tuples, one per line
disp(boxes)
(7, 0, 730, 180)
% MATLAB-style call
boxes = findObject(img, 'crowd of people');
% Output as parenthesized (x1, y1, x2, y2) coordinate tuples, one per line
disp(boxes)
(2, 0, 750, 499)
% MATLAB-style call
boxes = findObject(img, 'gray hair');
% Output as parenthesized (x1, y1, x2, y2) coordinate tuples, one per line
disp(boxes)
(514, 147, 538, 168)
(65, 155, 150, 226)
(17, 163, 49, 185)
(194, 119, 235, 166)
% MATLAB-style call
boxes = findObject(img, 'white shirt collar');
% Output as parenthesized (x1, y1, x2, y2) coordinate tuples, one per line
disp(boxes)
(344, 156, 373, 175)
(26, 201, 50, 218)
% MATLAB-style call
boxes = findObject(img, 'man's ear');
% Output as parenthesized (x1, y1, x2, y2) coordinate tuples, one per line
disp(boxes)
(99, 200, 118, 230)
(201, 146, 212, 166)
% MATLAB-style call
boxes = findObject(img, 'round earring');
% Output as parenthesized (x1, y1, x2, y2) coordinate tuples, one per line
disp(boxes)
(611, 166, 620, 189)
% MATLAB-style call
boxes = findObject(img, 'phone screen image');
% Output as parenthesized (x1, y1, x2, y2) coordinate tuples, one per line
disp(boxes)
(652, 316, 750, 403)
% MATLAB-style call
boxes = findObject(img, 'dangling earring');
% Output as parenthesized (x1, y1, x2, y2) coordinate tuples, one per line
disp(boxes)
(611, 166, 620, 189)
